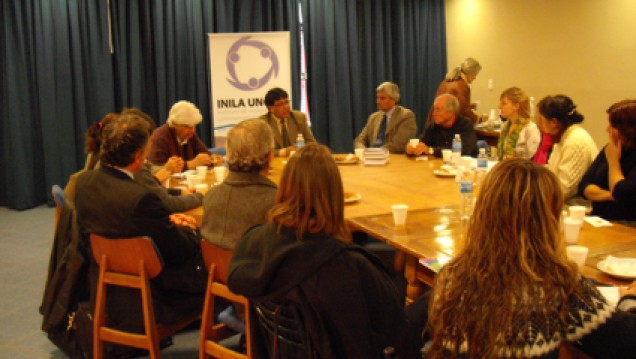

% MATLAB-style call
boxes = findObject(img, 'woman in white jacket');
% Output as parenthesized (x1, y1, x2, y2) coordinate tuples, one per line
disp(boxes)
(537, 95, 598, 200)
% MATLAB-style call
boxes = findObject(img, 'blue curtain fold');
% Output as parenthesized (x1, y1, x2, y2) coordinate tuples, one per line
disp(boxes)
(300, 0, 446, 153)
(1, 0, 300, 209)
(1, 0, 444, 209)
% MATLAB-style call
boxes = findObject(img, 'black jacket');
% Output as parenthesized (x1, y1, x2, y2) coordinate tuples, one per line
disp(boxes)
(228, 223, 416, 358)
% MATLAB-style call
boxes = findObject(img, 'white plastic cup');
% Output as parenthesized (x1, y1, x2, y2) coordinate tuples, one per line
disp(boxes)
(569, 206, 586, 221)
(563, 217, 583, 244)
(196, 165, 208, 179)
(186, 174, 201, 189)
(213, 166, 226, 184)
(354, 148, 365, 161)
(392, 204, 409, 226)
(195, 183, 208, 193)
(409, 138, 420, 148)
(441, 149, 452, 163)
(461, 156, 474, 169)
(566, 245, 589, 270)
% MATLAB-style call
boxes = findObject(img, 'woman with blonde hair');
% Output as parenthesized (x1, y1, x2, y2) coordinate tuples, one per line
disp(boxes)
(426, 57, 483, 127)
(497, 87, 540, 159)
(424, 159, 636, 358)
(228, 143, 414, 358)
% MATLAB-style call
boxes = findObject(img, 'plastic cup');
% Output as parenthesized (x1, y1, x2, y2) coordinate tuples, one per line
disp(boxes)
(563, 217, 583, 244)
(441, 149, 452, 163)
(461, 156, 474, 169)
(566, 245, 589, 270)
(354, 148, 365, 161)
(196, 165, 208, 179)
(569, 206, 586, 221)
(213, 166, 226, 184)
(195, 183, 208, 193)
(186, 174, 201, 189)
(392, 204, 409, 226)
(409, 139, 420, 148)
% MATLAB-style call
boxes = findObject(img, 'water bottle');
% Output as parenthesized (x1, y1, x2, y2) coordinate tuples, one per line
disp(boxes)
(451, 134, 462, 165)
(296, 133, 305, 149)
(459, 175, 474, 219)
(477, 148, 488, 169)
(475, 148, 488, 189)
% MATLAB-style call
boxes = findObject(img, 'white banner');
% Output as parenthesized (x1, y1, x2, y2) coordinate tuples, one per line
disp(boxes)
(208, 32, 291, 135)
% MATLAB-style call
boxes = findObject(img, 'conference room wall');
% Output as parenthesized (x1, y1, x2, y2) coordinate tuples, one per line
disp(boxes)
(445, 0, 636, 149)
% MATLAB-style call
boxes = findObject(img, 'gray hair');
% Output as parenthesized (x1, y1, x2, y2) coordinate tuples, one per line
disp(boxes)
(226, 119, 274, 173)
(437, 94, 460, 115)
(445, 57, 482, 81)
(376, 82, 400, 102)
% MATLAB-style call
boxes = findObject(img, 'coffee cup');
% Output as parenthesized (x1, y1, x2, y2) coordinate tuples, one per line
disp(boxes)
(213, 166, 226, 184)
(569, 206, 586, 221)
(354, 148, 365, 161)
(441, 149, 452, 163)
(392, 204, 409, 226)
(563, 217, 583, 244)
(566, 245, 589, 270)
(186, 174, 201, 189)
(196, 165, 208, 179)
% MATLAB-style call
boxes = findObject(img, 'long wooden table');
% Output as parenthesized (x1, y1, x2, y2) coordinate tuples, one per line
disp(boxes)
(187, 154, 636, 302)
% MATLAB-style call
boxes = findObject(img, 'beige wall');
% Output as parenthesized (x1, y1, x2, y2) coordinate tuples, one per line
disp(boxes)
(445, 0, 636, 148)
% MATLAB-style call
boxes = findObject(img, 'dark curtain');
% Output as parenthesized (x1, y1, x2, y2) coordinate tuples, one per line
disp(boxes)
(1, 0, 299, 210)
(1, 0, 444, 210)
(1, 0, 115, 209)
(300, 0, 446, 152)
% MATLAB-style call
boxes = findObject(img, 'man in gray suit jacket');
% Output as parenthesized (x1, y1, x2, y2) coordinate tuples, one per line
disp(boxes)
(259, 87, 316, 157)
(354, 82, 417, 154)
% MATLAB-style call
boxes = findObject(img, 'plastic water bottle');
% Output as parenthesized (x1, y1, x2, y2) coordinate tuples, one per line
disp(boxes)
(459, 175, 474, 219)
(451, 134, 462, 165)
(296, 133, 305, 149)
(475, 148, 488, 189)
(477, 148, 488, 169)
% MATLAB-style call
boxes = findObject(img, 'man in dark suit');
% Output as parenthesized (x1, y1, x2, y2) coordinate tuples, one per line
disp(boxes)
(354, 82, 417, 154)
(75, 110, 207, 336)
(259, 87, 317, 157)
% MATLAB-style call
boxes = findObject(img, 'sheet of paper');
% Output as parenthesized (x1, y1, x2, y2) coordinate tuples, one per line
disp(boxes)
(584, 216, 612, 227)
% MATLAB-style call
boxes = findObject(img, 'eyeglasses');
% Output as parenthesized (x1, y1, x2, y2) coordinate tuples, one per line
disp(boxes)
(272, 99, 290, 107)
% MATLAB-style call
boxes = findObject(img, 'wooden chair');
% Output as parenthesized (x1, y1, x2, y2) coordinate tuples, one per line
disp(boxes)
(90, 234, 196, 359)
(199, 241, 252, 359)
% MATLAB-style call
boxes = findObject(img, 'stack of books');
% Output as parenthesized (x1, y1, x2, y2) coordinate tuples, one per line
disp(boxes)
(363, 148, 389, 166)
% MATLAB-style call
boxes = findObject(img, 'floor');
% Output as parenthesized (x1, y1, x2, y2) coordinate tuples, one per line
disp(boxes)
(0, 206, 201, 358)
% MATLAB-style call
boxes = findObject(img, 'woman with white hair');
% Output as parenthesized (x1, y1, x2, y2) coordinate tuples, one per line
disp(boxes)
(425, 57, 483, 127)
(147, 100, 223, 170)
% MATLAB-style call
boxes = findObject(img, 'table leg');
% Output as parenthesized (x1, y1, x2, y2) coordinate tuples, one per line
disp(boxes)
(404, 255, 424, 304)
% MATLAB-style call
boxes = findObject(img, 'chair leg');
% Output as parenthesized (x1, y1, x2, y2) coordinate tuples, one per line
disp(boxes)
(140, 262, 160, 359)
(93, 256, 108, 359)
(199, 264, 216, 359)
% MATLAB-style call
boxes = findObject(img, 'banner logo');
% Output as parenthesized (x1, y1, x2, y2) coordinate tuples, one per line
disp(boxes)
(226, 36, 279, 91)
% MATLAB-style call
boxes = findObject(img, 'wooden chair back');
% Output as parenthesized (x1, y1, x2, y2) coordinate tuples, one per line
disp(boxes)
(89, 234, 165, 358)
(199, 241, 252, 359)
(200, 240, 232, 283)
